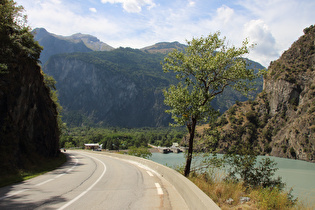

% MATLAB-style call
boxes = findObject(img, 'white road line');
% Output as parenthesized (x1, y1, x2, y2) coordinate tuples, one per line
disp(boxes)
(155, 183, 163, 195)
(0, 155, 79, 201)
(35, 179, 54, 186)
(146, 171, 154, 177)
(57, 154, 107, 210)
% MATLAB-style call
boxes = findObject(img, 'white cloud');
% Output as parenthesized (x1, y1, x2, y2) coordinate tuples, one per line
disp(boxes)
(244, 19, 279, 67)
(89, 8, 97, 13)
(100, 0, 156, 13)
(18, 0, 120, 38)
(188, 1, 196, 7)
(237, 0, 315, 65)
(216, 5, 234, 24)
(15, 0, 315, 66)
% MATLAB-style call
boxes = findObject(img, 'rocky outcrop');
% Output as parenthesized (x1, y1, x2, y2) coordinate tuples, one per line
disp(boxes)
(0, 60, 60, 174)
(203, 25, 314, 162)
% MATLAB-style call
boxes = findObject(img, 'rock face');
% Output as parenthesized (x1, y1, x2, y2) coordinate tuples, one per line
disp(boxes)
(204, 25, 314, 162)
(0, 61, 60, 174)
(43, 49, 171, 127)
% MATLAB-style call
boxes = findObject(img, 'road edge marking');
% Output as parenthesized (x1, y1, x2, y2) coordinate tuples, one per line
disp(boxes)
(57, 153, 107, 210)
(155, 183, 163, 195)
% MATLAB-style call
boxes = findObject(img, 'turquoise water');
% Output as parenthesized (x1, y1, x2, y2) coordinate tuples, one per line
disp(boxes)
(150, 153, 315, 205)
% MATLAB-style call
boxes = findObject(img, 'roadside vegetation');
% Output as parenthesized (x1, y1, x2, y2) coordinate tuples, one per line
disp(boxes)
(175, 153, 311, 209)
(0, 153, 66, 188)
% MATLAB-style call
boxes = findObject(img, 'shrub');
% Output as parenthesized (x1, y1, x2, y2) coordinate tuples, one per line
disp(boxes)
(127, 146, 152, 159)
(223, 154, 285, 189)
(245, 110, 258, 125)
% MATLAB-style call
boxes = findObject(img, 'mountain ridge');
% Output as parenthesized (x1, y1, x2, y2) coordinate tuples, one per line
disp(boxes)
(35, 28, 265, 128)
(32, 28, 114, 64)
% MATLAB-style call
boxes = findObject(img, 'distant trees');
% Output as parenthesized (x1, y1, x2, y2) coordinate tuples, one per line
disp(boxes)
(60, 127, 186, 150)
(163, 32, 259, 177)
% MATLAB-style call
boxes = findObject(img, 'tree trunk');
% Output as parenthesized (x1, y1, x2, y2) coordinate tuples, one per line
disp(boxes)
(184, 118, 197, 177)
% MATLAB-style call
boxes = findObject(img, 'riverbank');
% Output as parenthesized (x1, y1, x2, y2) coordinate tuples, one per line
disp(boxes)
(149, 152, 315, 207)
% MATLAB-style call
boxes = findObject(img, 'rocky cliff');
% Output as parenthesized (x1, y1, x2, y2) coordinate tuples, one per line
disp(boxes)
(0, 60, 60, 174)
(0, 7, 60, 174)
(203, 25, 315, 162)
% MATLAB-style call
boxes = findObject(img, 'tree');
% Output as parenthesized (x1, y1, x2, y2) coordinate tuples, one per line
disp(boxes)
(0, 0, 42, 73)
(163, 32, 259, 177)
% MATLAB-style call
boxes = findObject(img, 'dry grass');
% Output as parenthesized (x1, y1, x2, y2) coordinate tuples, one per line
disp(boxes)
(188, 172, 309, 210)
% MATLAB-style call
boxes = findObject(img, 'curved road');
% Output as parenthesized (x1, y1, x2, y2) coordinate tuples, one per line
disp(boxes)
(0, 151, 188, 209)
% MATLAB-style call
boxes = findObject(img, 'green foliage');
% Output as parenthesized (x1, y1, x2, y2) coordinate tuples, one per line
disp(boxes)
(162, 32, 260, 176)
(163, 32, 258, 127)
(0, 0, 42, 73)
(245, 110, 258, 125)
(43, 72, 65, 136)
(252, 187, 296, 209)
(61, 127, 186, 150)
(127, 146, 152, 159)
(219, 154, 285, 190)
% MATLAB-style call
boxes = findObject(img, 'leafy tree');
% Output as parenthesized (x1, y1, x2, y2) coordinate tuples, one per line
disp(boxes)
(43, 72, 65, 136)
(163, 32, 259, 176)
(0, 0, 42, 73)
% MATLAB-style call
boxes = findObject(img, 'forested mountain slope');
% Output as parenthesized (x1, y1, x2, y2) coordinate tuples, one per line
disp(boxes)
(43, 48, 171, 127)
(35, 28, 264, 127)
(43, 47, 264, 127)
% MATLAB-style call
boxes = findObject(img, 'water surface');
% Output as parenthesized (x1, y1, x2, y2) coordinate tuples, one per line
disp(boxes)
(150, 153, 315, 205)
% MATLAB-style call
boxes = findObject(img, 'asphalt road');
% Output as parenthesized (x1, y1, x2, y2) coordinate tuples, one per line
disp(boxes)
(0, 151, 189, 209)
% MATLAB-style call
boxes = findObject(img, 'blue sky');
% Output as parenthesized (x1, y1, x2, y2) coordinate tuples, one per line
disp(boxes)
(15, 0, 314, 67)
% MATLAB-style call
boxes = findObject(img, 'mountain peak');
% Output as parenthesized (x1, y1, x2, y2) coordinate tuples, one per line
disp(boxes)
(141, 41, 187, 54)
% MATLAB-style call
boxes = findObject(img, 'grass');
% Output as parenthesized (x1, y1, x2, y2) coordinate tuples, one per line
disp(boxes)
(188, 171, 314, 210)
(0, 153, 67, 188)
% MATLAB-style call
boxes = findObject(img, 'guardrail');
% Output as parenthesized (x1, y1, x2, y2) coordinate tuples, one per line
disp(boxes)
(100, 152, 220, 210)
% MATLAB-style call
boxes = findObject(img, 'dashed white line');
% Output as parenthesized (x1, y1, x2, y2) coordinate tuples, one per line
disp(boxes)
(155, 183, 163, 195)
(146, 171, 154, 177)
(35, 179, 54, 186)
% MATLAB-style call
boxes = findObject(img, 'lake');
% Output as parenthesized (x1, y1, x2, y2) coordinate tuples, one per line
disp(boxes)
(149, 152, 315, 206)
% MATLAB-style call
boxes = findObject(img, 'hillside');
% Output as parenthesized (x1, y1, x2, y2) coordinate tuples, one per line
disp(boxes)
(0, 4, 60, 175)
(34, 28, 265, 127)
(43, 48, 172, 127)
(43, 47, 264, 127)
(202, 25, 315, 162)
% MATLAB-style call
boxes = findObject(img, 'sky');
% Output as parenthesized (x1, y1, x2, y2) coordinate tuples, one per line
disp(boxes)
(15, 0, 314, 67)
